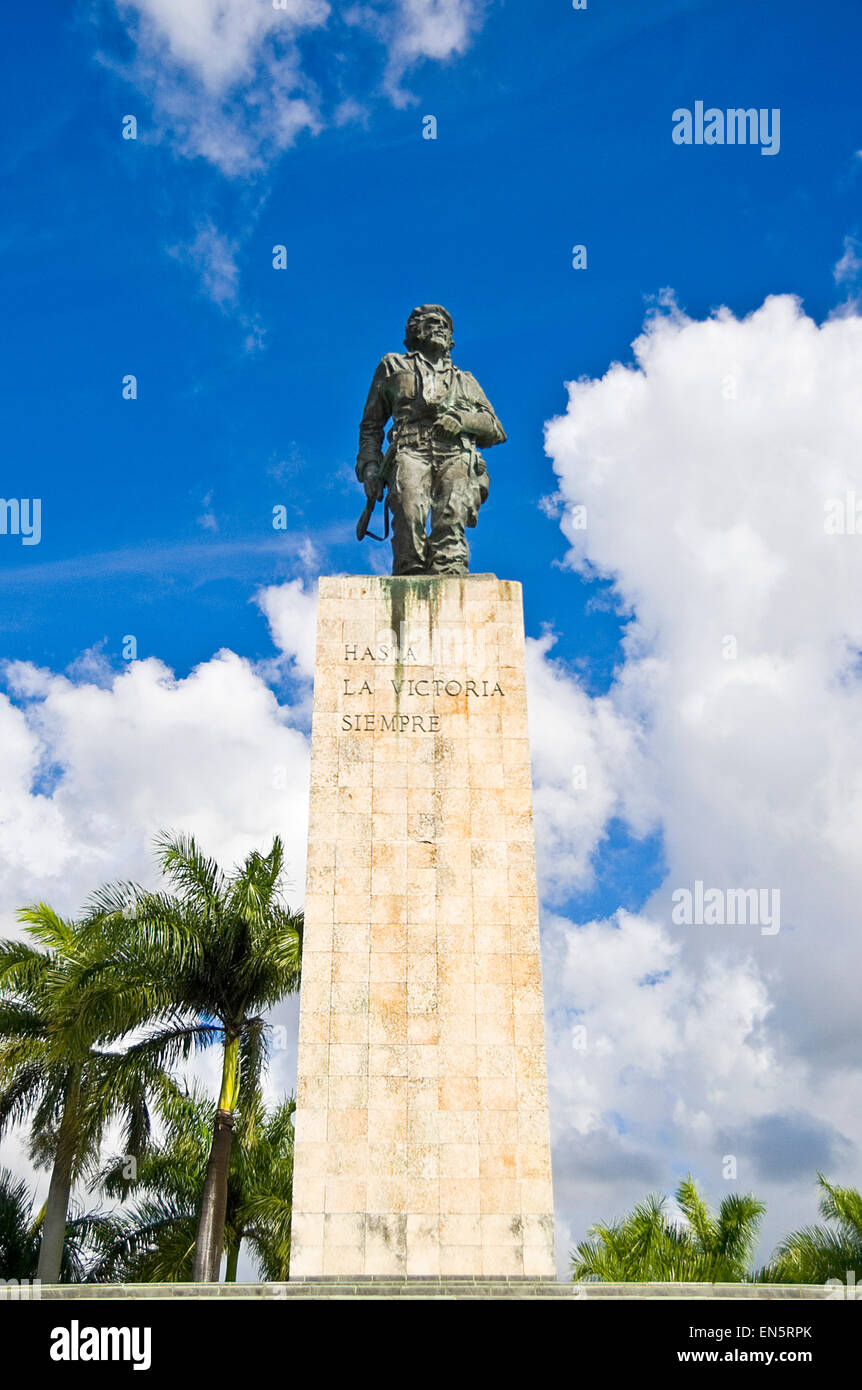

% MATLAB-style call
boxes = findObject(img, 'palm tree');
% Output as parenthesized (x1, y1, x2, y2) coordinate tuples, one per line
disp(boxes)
(571, 1174, 765, 1282)
(758, 1175, 862, 1285)
(0, 905, 169, 1283)
(227, 1091, 294, 1281)
(89, 833, 302, 1283)
(0, 1167, 91, 1283)
(0, 1168, 42, 1280)
(85, 1086, 295, 1282)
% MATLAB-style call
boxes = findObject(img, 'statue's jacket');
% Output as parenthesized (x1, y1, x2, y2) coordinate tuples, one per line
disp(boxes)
(356, 351, 506, 500)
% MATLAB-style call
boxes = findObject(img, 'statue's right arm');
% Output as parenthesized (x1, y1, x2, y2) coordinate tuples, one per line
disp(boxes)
(356, 359, 393, 483)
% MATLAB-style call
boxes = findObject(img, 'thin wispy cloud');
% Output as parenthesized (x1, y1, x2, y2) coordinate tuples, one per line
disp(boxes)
(102, 0, 329, 175)
(833, 234, 862, 285)
(196, 489, 219, 532)
(344, 0, 492, 105)
(169, 223, 240, 307)
(101, 0, 492, 174)
(166, 217, 267, 346)
(0, 532, 346, 589)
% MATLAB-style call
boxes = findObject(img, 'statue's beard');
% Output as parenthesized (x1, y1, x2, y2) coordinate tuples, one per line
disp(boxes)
(411, 335, 452, 358)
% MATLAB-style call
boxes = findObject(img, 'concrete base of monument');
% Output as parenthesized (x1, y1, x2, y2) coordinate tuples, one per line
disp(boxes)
(292, 574, 557, 1280)
(4, 1280, 837, 1301)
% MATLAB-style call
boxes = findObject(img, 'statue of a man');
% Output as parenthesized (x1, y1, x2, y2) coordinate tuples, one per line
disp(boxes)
(355, 305, 506, 575)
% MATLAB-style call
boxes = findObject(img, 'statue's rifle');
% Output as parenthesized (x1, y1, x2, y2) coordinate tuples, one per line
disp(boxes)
(356, 441, 396, 542)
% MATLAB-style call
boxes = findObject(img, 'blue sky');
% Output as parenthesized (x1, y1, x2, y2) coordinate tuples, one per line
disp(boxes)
(3, 0, 862, 1269)
(3, 0, 859, 687)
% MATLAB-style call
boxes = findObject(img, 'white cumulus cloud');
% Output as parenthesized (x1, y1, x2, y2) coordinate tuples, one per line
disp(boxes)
(0, 644, 310, 928)
(539, 293, 862, 1270)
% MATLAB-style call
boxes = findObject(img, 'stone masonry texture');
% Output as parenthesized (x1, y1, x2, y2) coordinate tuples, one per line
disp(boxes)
(289, 575, 555, 1278)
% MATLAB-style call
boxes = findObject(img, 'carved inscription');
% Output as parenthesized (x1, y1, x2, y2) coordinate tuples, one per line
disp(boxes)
(340, 642, 505, 733)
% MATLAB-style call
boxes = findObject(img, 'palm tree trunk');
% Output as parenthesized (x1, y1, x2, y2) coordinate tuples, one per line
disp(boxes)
(192, 1030, 240, 1283)
(225, 1237, 241, 1283)
(37, 1073, 81, 1283)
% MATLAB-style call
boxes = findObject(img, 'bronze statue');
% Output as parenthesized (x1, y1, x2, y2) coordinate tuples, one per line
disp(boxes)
(356, 305, 506, 575)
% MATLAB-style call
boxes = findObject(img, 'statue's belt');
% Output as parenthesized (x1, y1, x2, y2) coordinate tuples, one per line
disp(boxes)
(389, 424, 466, 450)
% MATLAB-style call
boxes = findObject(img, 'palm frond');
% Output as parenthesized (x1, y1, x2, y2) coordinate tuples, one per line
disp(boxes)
(0, 939, 52, 998)
(0, 1063, 49, 1131)
(15, 904, 76, 955)
(815, 1173, 862, 1239)
(154, 832, 227, 911)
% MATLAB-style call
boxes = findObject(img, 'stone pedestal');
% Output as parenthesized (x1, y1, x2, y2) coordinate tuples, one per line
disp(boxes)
(290, 575, 555, 1278)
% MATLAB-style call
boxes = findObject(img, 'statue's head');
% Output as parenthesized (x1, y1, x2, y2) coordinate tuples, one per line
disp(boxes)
(404, 304, 454, 355)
